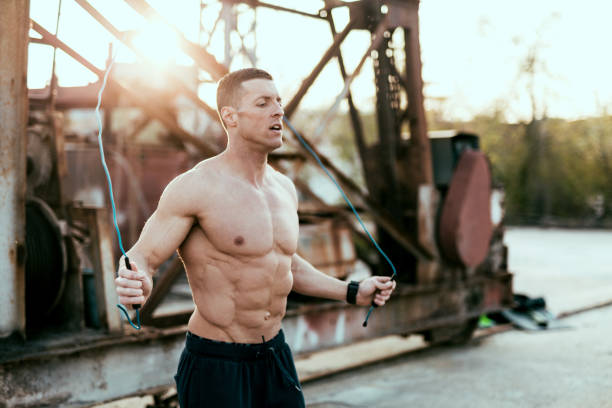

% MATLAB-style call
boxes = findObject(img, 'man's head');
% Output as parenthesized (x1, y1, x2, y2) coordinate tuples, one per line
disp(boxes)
(216, 68, 284, 151)
(217, 68, 273, 118)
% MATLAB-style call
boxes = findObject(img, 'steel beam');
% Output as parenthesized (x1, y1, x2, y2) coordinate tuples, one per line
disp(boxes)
(30, 20, 219, 159)
(248, 1, 325, 20)
(123, 114, 152, 143)
(284, 273, 513, 353)
(287, 124, 432, 261)
(0, 327, 187, 407)
(0, 273, 511, 406)
(284, 18, 356, 118)
(140, 257, 185, 324)
(327, 15, 367, 173)
(73, 208, 123, 333)
(293, 178, 371, 245)
(373, 32, 400, 212)
(74, 0, 221, 123)
(124, 0, 228, 81)
(0, 0, 29, 339)
(402, 4, 433, 186)
(310, 17, 388, 142)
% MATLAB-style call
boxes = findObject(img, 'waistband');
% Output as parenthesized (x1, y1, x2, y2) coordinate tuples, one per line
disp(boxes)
(185, 329, 301, 391)
(185, 329, 286, 361)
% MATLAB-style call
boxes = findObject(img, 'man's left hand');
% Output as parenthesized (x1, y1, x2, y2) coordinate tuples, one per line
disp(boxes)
(356, 276, 396, 306)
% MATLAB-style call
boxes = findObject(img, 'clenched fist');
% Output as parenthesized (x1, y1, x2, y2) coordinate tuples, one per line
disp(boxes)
(114, 261, 153, 309)
(356, 276, 396, 307)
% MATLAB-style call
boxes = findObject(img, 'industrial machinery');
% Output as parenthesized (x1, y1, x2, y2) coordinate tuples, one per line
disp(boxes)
(0, 1, 512, 406)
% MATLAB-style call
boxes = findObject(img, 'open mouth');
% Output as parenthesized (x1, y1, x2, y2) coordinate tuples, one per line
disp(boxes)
(269, 124, 282, 131)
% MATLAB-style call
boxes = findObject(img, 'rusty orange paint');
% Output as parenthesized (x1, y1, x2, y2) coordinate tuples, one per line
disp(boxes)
(438, 150, 492, 267)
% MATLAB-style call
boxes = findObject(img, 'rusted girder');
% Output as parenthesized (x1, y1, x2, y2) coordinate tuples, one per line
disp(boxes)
(74, 0, 221, 124)
(327, 15, 367, 173)
(284, 18, 356, 119)
(30, 20, 219, 159)
(139, 257, 184, 324)
(293, 178, 371, 246)
(243, 0, 325, 20)
(0, 0, 29, 339)
(0, 271, 512, 405)
(310, 16, 388, 141)
(123, 0, 228, 81)
(123, 114, 152, 143)
(403, 12, 433, 185)
(288, 124, 432, 262)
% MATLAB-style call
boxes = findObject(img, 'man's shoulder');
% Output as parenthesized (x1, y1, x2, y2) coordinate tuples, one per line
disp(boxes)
(267, 165, 297, 201)
(159, 160, 217, 210)
(177, 156, 226, 186)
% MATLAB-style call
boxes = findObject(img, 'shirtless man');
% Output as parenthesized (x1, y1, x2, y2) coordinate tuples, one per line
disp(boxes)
(114, 68, 396, 407)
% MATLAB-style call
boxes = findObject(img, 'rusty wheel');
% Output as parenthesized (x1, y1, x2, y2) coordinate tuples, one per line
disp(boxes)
(422, 317, 479, 346)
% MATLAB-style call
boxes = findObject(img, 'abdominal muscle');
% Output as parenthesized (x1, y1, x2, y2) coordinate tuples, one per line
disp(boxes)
(178, 226, 294, 344)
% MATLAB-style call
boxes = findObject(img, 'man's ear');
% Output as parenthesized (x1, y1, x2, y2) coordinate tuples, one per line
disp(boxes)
(220, 106, 238, 128)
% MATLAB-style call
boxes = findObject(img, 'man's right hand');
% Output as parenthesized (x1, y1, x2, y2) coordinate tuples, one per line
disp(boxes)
(115, 260, 153, 309)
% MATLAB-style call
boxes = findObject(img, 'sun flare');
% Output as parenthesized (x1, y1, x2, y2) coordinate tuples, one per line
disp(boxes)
(130, 21, 182, 66)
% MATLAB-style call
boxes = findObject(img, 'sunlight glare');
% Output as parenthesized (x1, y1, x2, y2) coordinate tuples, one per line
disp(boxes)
(131, 21, 181, 66)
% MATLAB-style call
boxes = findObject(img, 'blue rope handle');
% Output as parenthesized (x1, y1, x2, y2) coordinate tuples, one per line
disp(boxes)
(95, 51, 141, 330)
(283, 118, 397, 327)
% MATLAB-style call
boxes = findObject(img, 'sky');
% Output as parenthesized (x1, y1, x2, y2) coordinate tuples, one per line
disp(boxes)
(27, 0, 612, 122)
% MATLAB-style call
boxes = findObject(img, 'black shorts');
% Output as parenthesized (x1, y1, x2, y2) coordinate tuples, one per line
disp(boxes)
(174, 330, 305, 408)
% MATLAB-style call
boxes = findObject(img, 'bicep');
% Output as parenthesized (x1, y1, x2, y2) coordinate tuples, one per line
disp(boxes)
(131, 175, 197, 268)
(133, 209, 193, 269)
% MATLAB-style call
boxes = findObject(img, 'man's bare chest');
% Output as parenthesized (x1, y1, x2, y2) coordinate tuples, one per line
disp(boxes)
(196, 181, 299, 256)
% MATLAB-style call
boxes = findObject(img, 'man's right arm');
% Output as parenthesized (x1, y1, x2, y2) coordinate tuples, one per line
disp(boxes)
(115, 172, 199, 307)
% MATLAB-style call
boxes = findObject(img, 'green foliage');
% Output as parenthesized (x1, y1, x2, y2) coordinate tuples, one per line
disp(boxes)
(293, 106, 612, 224)
(449, 113, 612, 224)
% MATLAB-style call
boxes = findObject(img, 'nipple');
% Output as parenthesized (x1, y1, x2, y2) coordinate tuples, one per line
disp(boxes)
(234, 236, 245, 246)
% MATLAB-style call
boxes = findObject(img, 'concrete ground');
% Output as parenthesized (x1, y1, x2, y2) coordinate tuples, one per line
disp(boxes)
(505, 227, 612, 314)
(303, 228, 612, 408)
(302, 305, 612, 408)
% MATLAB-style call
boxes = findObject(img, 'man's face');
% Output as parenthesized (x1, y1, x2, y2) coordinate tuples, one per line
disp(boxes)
(234, 78, 284, 151)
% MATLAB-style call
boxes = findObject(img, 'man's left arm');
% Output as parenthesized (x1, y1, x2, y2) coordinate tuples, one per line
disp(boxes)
(291, 253, 396, 306)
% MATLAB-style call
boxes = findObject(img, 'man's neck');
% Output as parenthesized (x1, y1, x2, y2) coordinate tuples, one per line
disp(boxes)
(222, 141, 269, 187)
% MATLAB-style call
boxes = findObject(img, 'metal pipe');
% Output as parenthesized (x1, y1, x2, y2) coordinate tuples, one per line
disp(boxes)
(0, 0, 29, 338)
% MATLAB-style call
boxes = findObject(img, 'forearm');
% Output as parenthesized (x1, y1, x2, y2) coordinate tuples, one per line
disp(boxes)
(291, 253, 348, 302)
(122, 245, 156, 278)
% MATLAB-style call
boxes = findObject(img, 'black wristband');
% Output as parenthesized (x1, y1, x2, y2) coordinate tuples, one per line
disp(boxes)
(347, 280, 359, 305)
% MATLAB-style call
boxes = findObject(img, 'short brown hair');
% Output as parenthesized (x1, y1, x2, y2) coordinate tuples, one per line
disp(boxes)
(216, 68, 273, 113)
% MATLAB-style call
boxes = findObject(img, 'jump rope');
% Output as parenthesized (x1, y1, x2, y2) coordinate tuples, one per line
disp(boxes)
(96, 53, 396, 330)
(95, 51, 141, 330)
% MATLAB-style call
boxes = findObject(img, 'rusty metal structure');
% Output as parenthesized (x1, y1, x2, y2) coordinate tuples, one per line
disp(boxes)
(0, 0, 513, 406)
